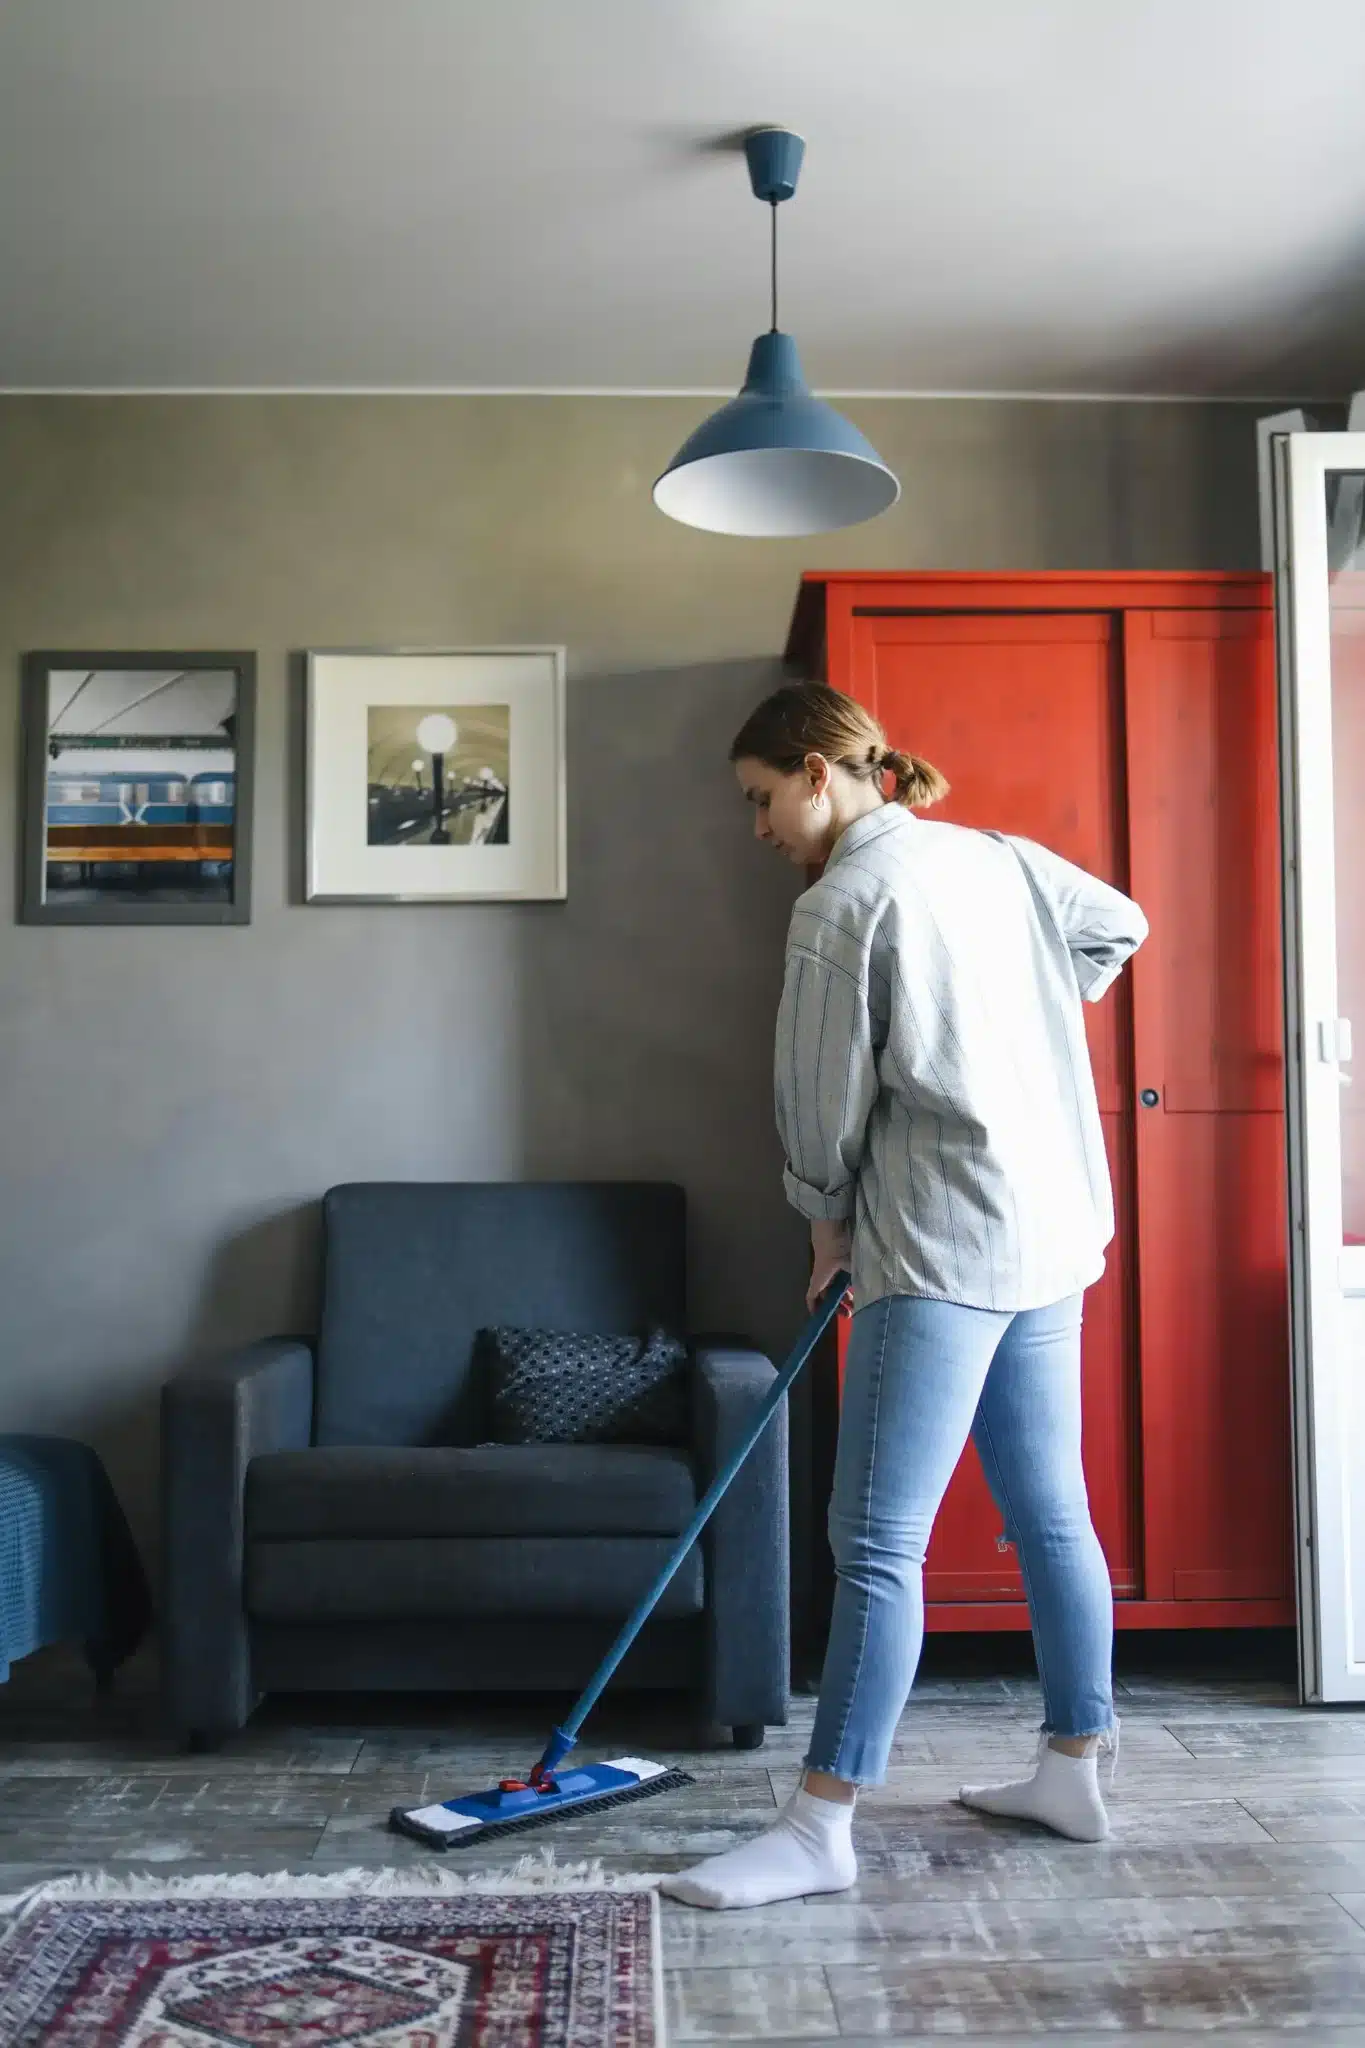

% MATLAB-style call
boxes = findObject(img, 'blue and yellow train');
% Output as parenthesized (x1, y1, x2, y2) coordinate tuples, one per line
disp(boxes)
(46, 770, 236, 828)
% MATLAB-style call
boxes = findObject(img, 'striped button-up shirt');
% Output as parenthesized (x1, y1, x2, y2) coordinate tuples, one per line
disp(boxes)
(776, 805, 1148, 1313)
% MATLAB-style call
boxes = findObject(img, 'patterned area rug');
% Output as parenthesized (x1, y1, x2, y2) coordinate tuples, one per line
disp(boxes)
(0, 1863, 663, 2047)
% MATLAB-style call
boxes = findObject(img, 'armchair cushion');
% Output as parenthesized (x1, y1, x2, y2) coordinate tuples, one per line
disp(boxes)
(245, 1535, 703, 1622)
(477, 1327, 689, 1446)
(246, 1444, 696, 1539)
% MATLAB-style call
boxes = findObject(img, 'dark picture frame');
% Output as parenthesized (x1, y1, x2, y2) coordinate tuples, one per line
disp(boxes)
(20, 650, 257, 926)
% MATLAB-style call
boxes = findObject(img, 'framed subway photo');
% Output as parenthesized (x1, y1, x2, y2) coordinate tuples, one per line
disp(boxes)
(20, 652, 256, 926)
(305, 646, 566, 904)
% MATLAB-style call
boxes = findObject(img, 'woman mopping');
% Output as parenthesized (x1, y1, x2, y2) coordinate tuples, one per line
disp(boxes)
(662, 681, 1148, 1912)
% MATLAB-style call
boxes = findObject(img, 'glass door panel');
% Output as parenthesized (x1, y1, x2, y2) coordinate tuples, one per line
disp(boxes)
(1276, 431, 1365, 1701)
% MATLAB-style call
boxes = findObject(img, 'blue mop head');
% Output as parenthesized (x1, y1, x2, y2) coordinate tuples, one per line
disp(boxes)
(389, 1756, 695, 1850)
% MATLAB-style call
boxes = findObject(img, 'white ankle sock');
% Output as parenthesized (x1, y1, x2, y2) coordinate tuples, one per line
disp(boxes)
(660, 1785, 858, 1910)
(958, 1727, 1117, 1843)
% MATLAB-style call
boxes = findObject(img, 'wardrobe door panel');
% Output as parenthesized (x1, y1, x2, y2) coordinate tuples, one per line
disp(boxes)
(1125, 608, 1291, 1603)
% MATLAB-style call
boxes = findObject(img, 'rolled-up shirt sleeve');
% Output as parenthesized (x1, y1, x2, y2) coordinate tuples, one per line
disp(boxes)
(1007, 836, 1149, 1003)
(775, 947, 878, 1222)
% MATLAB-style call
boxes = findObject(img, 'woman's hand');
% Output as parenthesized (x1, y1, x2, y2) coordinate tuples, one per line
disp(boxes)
(808, 1219, 855, 1317)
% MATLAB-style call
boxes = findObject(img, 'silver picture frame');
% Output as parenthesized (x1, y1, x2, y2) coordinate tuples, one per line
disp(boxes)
(304, 645, 567, 904)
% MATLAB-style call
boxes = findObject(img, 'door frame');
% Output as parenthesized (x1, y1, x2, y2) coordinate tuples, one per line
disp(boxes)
(1274, 429, 1365, 1702)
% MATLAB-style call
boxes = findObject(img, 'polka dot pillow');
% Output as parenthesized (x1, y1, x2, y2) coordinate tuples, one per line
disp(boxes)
(477, 1327, 690, 1446)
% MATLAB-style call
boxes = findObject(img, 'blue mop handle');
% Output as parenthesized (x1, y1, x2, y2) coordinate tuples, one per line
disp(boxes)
(533, 1271, 851, 1779)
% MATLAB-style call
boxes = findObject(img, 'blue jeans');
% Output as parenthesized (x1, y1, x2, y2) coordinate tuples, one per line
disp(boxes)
(807, 1293, 1115, 1784)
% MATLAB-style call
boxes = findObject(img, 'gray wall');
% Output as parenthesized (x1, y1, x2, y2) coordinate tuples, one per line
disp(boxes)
(0, 394, 1264, 1638)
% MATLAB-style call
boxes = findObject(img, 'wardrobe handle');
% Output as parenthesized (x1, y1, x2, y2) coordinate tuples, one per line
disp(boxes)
(1140, 1088, 1160, 1108)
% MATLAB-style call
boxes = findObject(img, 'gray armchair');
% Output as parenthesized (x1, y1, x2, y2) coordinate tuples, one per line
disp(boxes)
(161, 1182, 789, 1749)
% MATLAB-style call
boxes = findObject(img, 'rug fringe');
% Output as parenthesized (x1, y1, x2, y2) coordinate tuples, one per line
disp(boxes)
(0, 1849, 665, 1923)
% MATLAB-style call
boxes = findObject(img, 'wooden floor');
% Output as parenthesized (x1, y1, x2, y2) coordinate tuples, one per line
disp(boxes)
(5, 1640, 1365, 2040)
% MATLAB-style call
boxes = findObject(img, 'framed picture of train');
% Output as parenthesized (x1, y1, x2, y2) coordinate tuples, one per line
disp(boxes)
(305, 647, 566, 903)
(20, 651, 256, 926)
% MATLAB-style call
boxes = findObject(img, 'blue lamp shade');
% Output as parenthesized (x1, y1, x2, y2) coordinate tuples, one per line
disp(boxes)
(653, 331, 900, 537)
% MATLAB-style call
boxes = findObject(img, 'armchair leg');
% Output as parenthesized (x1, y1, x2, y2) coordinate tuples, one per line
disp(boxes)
(731, 1722, 766, 1751)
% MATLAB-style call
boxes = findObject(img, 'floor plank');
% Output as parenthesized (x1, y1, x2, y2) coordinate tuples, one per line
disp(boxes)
(826, 1951, 1365, 2034)
(0, 1735, 363, 1778)
(667, 1964, 838, 2041)
(682, 2036, 1365, 2048)
(839, 1838, 1365, 1903)
(662, 1889, 1365, 1966)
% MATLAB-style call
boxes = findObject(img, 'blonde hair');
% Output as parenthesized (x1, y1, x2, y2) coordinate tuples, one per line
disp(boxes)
(729, 680, 948, 810)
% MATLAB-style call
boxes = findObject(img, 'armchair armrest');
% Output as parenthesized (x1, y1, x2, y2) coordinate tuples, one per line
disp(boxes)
(691, 1340, 790, 1731)
(161, 1340, 314, 1741)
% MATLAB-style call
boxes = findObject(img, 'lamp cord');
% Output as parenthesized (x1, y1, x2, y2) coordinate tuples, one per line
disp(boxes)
(769, 200, 778, 332)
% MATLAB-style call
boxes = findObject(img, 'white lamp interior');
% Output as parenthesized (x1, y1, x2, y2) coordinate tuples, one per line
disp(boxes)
(653, 447, 900, 538)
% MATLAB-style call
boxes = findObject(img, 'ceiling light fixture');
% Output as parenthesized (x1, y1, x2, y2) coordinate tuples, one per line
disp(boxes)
(653, 127, 900, 538)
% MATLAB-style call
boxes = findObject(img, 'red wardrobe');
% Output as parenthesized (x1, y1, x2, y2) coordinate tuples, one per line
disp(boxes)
(789, 571, 1294, 1633)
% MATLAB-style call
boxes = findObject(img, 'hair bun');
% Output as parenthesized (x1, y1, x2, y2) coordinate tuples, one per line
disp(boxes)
(881, 746, 951, 811)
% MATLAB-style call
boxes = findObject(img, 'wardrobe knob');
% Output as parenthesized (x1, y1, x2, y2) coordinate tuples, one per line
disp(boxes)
(1140, 1088, 1160, 1108)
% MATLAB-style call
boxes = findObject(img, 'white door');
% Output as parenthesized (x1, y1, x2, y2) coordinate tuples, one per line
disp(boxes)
(1274, 429, 1365, 1702)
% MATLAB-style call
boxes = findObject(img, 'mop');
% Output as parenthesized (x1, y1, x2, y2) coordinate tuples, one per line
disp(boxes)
(390, 1271, 850, 1849)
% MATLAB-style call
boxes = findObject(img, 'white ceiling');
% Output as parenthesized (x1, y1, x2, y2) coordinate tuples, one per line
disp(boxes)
(2, 0, 1364, 396)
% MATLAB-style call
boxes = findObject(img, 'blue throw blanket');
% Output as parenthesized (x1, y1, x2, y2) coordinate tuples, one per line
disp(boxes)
(0, 1435, 151, 1683)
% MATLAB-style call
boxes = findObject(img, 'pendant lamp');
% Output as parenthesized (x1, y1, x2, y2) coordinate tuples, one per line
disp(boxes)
(653, 127, 900, 538)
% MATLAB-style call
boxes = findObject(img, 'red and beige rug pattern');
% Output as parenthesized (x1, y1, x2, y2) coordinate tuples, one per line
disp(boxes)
(0, 1863, 663, 2047)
